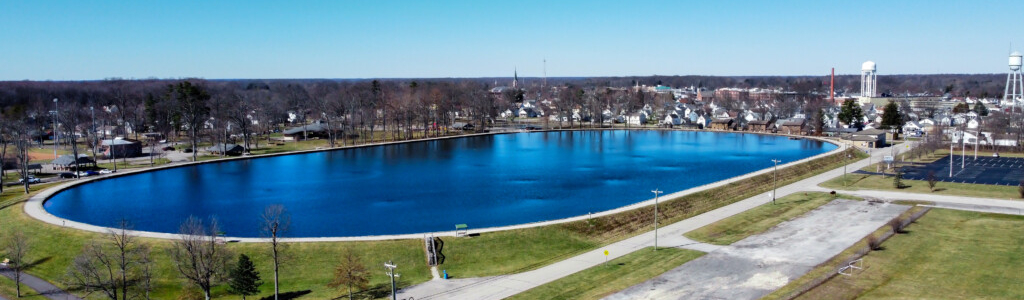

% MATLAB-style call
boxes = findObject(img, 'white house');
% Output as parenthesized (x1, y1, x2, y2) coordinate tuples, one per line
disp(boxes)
(663, 113, 683, 126)
(627, 113, 647, 126)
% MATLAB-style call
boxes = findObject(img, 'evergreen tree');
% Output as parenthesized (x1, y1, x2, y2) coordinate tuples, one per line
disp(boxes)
(229, 254, 262, 300)
(814, 109, 825, 135)
(973, 102, 989, 116)
(880, 100, 903, 130)
(952, 102, 970, 114)
(837, 99, 863, 128)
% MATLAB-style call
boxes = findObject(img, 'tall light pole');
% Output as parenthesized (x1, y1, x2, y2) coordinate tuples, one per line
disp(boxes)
(950, 130, 954, 177)
(771, 159, 781, 204)
(52, 98, 59, 158)
(844, 152, 852, 186)
(90, 106, 97, 160)
(384, 261, 399, 300)
(651, 189, 663, 251)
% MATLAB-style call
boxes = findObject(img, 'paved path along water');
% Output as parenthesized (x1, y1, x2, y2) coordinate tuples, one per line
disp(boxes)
(0, 267, 82, 300)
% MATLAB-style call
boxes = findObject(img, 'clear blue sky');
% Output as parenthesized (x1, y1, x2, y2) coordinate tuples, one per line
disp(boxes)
(2, 0, 1022, 80)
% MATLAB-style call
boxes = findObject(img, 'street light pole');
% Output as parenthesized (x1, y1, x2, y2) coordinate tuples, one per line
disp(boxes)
(90, 106, 96, 160)
(771, 159, 781, 205)
(52, 98, 59, 158)
(651, 189, 663, 251)
(384, 261, 399, 300)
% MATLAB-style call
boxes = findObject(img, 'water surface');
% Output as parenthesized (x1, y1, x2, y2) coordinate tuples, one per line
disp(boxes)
(45, 130, 835, 237)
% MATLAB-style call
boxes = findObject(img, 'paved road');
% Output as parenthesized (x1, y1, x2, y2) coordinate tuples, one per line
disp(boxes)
(0, 267, 82, 300)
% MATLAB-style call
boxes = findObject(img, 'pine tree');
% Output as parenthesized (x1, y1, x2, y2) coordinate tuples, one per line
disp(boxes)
(229, 254, 262, 300)
(973, 102, 989, 116)
(837, 99, 863, 128)
(880, 100, 902, 130)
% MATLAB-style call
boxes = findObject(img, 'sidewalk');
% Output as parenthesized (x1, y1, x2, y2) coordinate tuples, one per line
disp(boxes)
(0, 267, 81, 300)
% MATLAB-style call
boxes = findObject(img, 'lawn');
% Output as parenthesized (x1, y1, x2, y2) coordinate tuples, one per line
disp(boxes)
(684, 192, 857, 245)
(821, 173, 1021, 199)
(792, 209, 1024, 299)
(508, 247, 705, 300)
(96, 158, 173, 170)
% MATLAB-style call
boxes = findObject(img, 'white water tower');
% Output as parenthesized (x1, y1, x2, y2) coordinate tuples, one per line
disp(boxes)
(1005, 51, 1023, 111)
(861, 61, 877, 97)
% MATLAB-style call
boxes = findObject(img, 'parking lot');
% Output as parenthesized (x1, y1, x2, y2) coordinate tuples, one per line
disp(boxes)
(901, 155, 1024, 186)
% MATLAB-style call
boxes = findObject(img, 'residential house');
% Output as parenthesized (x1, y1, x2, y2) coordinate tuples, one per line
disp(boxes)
(747, 120, 773, 132)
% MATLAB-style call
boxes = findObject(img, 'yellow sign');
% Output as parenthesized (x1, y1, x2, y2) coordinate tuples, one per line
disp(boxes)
(603, 250, 609, 256)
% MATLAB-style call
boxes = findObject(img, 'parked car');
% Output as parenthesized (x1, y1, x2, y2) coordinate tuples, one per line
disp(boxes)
(18, 177, 41, 184)
(75, 171, 97, 177)
(183, 148, 193, 153)
(162, 146, 176, 151)
(58, 172, 76, 178)
(98, 169, 115, 174)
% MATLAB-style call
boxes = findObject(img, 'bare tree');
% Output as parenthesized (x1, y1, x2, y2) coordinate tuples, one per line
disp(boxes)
(3, 230, 30, 298)
(327, 249, 369, 300)
(169, 216, 231, 300)
(170, 81, 211, 162)
(65, 220, 152, 300)
(261, 205, 290, 300)
(14, 128, 33, 194)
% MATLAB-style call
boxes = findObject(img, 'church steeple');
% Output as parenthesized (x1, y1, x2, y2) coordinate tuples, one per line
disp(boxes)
(513, 68, 518, 89)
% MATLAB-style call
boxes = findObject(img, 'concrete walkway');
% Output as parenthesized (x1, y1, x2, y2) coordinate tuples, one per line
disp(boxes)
(0, 267, 82, 300)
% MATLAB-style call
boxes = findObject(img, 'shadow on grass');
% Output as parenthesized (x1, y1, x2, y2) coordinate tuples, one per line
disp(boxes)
(0, 199, 27, 211)
(259, 290, 311, 300)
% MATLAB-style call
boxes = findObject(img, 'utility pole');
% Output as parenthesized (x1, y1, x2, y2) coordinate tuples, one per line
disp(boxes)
(771, 159, 781, 205)
(651, 189, 663, 251)
(384, 261, 399, 300)
(950, 131, 954, 177)
(52, 98, 59, 158)
(90, 106, 97, 160)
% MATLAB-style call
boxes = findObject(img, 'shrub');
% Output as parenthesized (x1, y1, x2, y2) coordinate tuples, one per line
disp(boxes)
(927, 171, 937, 192)
(867, 235, 883, 250)
(889, 218, 906, 234)
(1018, 180, 1024, 199)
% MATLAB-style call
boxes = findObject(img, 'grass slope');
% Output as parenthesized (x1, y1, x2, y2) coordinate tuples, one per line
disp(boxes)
(794, 209, 1024, 299)
(509, 247, 704, 300)
(685, 192, 855, 245)
(821, 173, 1020, 199)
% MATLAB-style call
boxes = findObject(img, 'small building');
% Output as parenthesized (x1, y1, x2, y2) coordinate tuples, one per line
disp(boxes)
(843, 128, 888, 148)
(709, 118, 734, 131)
(50, 154, 96, 171)
(101, 139, 142, 158)
(747, 120, 773, 132)
(662, 113, 683, 126)
(207, 144, 245, 156)
(626, 113, 647, 126)
(282, 122, 342, 141)
(451, 122, 475, 131)
(780, 119, 806, 135)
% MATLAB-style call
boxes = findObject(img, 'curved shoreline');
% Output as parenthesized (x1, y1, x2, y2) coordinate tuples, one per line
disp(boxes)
(25, 128, 843, 242)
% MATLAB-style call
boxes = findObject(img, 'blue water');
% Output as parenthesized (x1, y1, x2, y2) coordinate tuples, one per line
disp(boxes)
(45, 130, 835, 237)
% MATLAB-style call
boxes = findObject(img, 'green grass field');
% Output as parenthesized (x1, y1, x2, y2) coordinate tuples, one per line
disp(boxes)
(821, 173, 1021, 199)
(509, 247, 704, 300)
(685, 192, 856, 245)
(793, 209, 1024, 299)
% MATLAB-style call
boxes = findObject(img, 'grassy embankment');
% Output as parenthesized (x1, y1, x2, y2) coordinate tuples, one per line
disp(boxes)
(1, 138, 860, 299)
(685, 192, 858, 245)
(772, 209, 1024, 299)
(508, 247, 705, 300)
